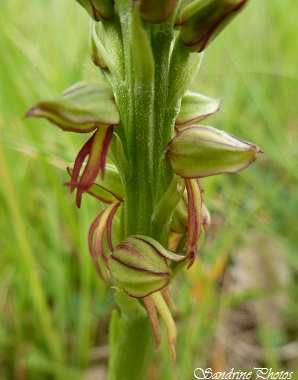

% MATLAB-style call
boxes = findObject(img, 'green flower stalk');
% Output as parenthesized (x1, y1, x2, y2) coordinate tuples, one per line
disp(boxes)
(26, 0, 261, 377)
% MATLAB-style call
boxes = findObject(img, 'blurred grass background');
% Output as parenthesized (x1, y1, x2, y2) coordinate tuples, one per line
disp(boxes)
(0, 1, 297, 379)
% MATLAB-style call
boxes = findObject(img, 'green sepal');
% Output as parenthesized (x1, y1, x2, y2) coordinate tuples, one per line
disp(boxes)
(120, 280, 169, 298)
(178, 0, 248, 52)
(169, 125, 263, 178)
(107, 235, 186, 298)
(108, 256, 170, 284)
(108, 256, 170, 298)
(75, 0, 114, 21)
(176, 91, 222, 126)
(111, 237, 169, 274)
(89, 22, 108, 69)
(67, 163, 123, 202)
(90, 19, 124, 80)
(26, 82, 120, 132)
(140, 0, 179, 24)
(131, 235, 186, 263)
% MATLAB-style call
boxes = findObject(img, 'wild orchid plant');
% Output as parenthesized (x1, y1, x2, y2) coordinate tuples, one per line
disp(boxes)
(27, 0, 262, 378)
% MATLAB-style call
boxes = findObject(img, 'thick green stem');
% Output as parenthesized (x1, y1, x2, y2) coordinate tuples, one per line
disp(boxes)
(113, 0, 177, 243)
(107, 3, 166, 378)
(107, 2, 196, 378)
(108, 291, 154, 380)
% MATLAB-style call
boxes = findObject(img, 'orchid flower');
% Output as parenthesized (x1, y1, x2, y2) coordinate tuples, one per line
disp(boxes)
(27, 0, 260, 375)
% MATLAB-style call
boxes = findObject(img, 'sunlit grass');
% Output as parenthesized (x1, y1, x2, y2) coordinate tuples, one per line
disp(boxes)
(1, 0, 297, 379)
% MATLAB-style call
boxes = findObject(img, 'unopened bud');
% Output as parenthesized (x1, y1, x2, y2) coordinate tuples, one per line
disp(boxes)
(168, 125, 263, 178)
(89, 23, 108, 69)
(177, 0, 248, 52)
(26, 82, 119, 132)
(140, 0, 178, 24)
(176, 91, 222, 126)
(108, 235, 186, 298)
(76, 0, 114, 21)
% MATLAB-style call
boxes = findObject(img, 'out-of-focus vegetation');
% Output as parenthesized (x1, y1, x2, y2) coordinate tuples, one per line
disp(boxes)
(0, 1, 297, 379)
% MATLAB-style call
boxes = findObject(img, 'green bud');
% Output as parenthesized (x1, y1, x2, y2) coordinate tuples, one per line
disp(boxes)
(176, 91, 222, 126)
(177, 0, 248, 52)
(26, 82, 120, 132)
(89, 23, 108, 69)
(108, 235, 185, 298)
(168, 125, 263, 178)
(89, 21, 124, 81)
(75, 0, 114, 21)
(140, 0, 178, 24)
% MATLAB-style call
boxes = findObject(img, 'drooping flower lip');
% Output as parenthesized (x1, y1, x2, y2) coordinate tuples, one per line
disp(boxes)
(183, 178, 203, 268)
(143, 288, 178, 363)
(67, 162, 123, 204)
(65, 125, 114, 208)
(88, 201, 121, 283)
(107, 234, 185, 362)
(25, 82, 121, 208)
